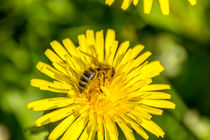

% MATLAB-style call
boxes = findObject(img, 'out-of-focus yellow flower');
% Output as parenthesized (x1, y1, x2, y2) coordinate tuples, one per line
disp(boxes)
(105, 0, 197, 15)
(188, 0, 197, 6)
(28, 29, 175, 140)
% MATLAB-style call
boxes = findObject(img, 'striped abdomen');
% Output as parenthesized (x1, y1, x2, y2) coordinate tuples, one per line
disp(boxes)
(78, 68, 96, 92)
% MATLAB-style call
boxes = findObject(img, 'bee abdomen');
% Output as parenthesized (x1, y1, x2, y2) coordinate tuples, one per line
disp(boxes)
(80, 75, 89, 83)
(79, 80, 88, 87)
(83, 68, 96, 80)
(78, 68, 96, 93)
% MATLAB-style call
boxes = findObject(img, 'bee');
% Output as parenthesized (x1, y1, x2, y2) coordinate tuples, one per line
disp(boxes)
(78, 51, 115, 93)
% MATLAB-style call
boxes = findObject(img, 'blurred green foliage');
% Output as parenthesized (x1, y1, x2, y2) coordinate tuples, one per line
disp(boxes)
(0, 0, 210, 139)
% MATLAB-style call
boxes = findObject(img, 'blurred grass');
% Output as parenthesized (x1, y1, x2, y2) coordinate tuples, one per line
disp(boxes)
(0, 0, 210, 139)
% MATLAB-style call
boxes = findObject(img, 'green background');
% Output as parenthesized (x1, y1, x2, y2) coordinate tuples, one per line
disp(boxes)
(0, 0, 210, 139)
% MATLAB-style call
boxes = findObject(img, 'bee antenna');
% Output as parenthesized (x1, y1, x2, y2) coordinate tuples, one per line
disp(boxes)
(80, 50, 100, 65)
(80, 50, 95, 59)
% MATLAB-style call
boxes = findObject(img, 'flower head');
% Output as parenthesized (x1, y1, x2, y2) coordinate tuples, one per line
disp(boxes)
(105, 0, 197, 15)
(28, 29, 175, 140)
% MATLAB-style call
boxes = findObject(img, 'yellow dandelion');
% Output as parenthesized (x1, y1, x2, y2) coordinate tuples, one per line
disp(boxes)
(105, 0, 197, 15)
(28, 29, 175, 140)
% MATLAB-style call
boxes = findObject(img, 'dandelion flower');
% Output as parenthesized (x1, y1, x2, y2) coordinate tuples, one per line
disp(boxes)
(105, 0, 197, 15)
(28, 29, 175, 140)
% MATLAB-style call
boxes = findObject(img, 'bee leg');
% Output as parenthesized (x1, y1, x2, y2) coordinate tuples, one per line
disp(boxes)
(99, 88, 103, 93)
(97, 73, 102, 93)
(99, 73, 107, 94)
(103, 72, 106, 86)
(97, 73, 104, 94)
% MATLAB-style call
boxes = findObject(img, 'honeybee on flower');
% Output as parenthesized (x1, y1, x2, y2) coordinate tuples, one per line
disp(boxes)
(28, 29, 175, 140)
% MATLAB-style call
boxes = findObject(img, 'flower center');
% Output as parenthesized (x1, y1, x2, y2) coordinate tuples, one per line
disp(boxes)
(76, 64, 131, 117)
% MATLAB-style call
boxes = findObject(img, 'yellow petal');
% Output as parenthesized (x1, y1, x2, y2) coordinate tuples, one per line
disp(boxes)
(136, 105, 163, 115)
(28, 97, 65, 109)
(65, 55, 83, 74)
(143, 0, 153, 14)
(95, 30, 104, 61)
(50, 41, 69, 61)
(130, 44, 144, 59)
(107, 41, 119, 65)
(79, 129, 89, 140)
(30, 79, 70, 93)
(48, 114, 78, 140)
(97, 116, 104, 140)
(52, 62, 68, 76)
(113, 41, 130, 66)
(119, 48, 132, 65)
(115, 117, 135, 140)
(35, 106, 74, 126)
(28, 97, 74, 111)
(120, 114, 149, 140)
(129, 109, 152, 120)
(159, 0, 169, 15)
(141, 92, 171, 99)
(120, 44, 144, 65)
(104, 117, 118, 140)
(79, 123, 96, 140)
(36, 62, 61, 80)
(124, 61, 162, 89)
(116, 59, 134, 75)
(140, 84, 170, 91)
(123, 64, 145, 85)
(86, 29, 95, 46)
(36, 62, 72, 84)
(105, 0, 115, 5)
(62, 38, 78, 57)
(133, 0, 139, 6)
(105, 29, 115, 60)
(78, 34, 90, 56)
(79, 110, 97, 140)
(104, 121, 110, 140)
(45, 49, 63, 63)
(121, 0, 132, 10)
(141, 119, 165, 137)
(61, 115, 88, 140)
(78, 35, 93, 64)
(140, 61, 164, 78)
(132, 51, 152, 68)
(129, 79, 152, 93)
(140, 99, 176, 109)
